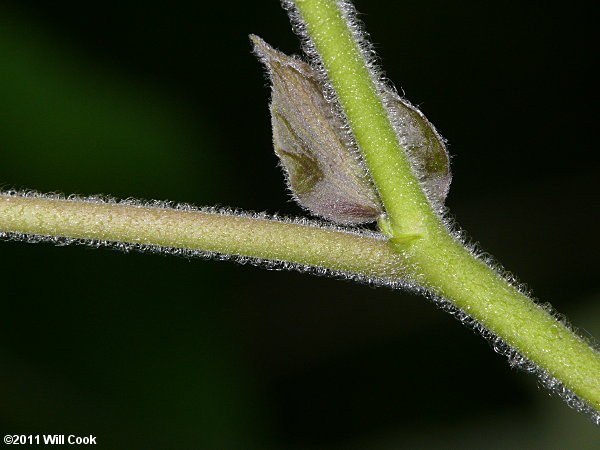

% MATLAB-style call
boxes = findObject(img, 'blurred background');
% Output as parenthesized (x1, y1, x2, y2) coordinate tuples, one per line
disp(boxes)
(1, 0, 598, 448)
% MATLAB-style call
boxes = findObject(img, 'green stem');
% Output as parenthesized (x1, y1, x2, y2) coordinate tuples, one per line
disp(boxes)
(0, 0, 598, 420)
(0, 194, 407, 283)
(292, 0, 600, 413)
(292, 0, 432, 237)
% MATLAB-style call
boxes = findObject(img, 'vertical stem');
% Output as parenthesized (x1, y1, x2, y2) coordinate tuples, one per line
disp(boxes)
(291, 0, 600, 414)
(292, 0, 434, 237)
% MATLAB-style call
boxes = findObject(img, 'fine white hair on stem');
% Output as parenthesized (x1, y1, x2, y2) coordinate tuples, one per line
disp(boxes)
(2, 188, 598, 423)
(0, 189, 406, 289)
(280, 1, 600, 423)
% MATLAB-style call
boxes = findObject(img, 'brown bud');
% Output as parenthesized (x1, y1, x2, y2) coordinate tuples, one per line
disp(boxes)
(384, 89, 451, 210)
(251, 35, 383, 224)
(251, 35, 451, 224)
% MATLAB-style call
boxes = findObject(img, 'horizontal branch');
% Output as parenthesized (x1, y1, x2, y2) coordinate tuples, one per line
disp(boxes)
(0, 193, 409, 285)
(1, 192, 599, 419)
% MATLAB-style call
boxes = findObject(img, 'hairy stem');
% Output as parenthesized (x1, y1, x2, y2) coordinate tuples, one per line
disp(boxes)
(0, 0, 597, 422)
(291, 0, 433, 237)
(291, 0, 600, 414)
(0, 194, 407, 283)
(2, 192, 599, 414)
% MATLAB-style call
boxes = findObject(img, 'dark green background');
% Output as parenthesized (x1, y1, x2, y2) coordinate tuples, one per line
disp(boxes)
(1, 1, 598, 448)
